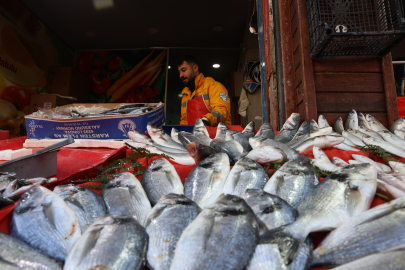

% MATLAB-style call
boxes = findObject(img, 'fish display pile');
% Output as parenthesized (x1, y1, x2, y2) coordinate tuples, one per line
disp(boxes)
(0, 172, 57, 209)
(3, 110, 405, 269)
(28, 103, 163, 119)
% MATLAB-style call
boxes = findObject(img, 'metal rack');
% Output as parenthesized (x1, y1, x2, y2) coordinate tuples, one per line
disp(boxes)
(306, 0, 405, 58)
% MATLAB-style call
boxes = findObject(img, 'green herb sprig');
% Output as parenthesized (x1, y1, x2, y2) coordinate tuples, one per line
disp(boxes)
(361, 144, 402, 165)
(308, 163, 333, 178)
(73, 147, 173, 189)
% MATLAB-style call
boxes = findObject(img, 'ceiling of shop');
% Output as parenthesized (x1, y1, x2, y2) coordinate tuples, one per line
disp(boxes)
(21, 0, 252, 50)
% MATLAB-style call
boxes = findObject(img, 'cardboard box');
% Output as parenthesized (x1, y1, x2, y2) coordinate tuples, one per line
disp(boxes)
(25, 103, 165, 140)
(47, 66, 91, 103)
(29, 94, 77, 114)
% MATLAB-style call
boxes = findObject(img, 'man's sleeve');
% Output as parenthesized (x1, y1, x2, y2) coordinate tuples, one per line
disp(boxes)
(180, 97, 188, 125)
(204, 82, 231, 127)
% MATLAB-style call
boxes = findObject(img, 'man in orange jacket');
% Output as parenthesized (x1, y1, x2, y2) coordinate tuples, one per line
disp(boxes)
(178, 55, 232, 127)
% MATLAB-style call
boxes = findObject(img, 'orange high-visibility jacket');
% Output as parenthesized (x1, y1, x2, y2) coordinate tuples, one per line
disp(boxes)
(180, 73, 232, 126)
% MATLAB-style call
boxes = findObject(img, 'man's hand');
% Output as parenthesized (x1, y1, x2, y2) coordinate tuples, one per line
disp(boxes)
(202, 117, 210, 127)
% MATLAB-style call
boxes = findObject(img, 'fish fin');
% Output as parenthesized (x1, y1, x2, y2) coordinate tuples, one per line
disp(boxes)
(296, 154, 311, 163)
(345, 182, 361, 216)
(260, 226, 301, 265)
(41, 198, 57, 230)
(275, 176, 285, 195)
(65, 197, 85, 212)
(144, 204, 168, 228)
(0, 256, 19, 267)
(355, 206, 399, 228)
(77, 227, 102, 264)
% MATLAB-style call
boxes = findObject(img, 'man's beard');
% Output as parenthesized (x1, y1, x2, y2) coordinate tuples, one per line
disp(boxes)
(181, 73, 197, 87)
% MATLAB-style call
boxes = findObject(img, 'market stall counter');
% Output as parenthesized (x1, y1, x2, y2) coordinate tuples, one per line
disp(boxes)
(0, 125, 393, 270)
(0, 136, 127, 233)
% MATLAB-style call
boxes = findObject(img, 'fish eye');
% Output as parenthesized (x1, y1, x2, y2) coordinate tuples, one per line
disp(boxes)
(232, 198, 242, 203)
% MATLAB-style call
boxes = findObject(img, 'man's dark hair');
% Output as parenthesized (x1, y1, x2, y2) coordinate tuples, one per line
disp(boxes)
(177, 55, 199, 67)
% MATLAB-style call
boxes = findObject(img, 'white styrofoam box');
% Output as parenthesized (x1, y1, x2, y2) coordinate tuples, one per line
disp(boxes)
(0, 148, 33, 160)
(23, 139, 130, 149)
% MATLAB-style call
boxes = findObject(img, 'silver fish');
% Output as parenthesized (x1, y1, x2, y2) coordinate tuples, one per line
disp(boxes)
(64, 215, 148, 270)
(347, 128, 368, 140)
(147, 125, 185, 149)
(333, 143, 361, 152)
(389, 161, 405, 174)
(275, 113, 301, 143)
(253, 229, 313, 268)
(264, 160, 318, 208)
(310, 119, 319, 130)
(249, 135, 269, 149)
(145, 194, 201, 270)
(394, 129, 405, 139)
(184, 152, 230, 208)
(253, 138, 311, 163)
(390, 117, 405, 133)
(210, 138, 247, 163)
(215, 122, 229, 140)
(378, 173, 405, 192)
(352, 154, 391, 173)
(243, 189, 297, 230)
(129, 129, 154, 144)
(10, 186, 81, 261)
(282, 163, 377, 240)
(342, 131, 365, 147)
(255, 123, 275, 140)
(331, 157, 349, 167)
(378, 130, 405, 151)
(286, 121, 310, 147)
(246, 241, 287, 270)
(377, 179, 405, 199)
(53, 184, 107, 231)
(0, 197, 15, 209)
(293, 135, 344, 153)
(362, 136, 405, 159)
(170, 194, 263, 270)
(333, 243, 405, 270)
(171, 127, 181, 144)
(358, 112, 371, 129)
(345, 109, 358, 130)
(318, 115, 331, 128)
(17, 177, 48, 186)
(358, 126, 384, 140)
(4, 184, 38, 201)
(178, 131, 208, 146)
(0, 178, 13, 193)
(0, 232, 63, 270)
(311, 147, 341, 172)
(128, 130, 187, 154)
(288, 236, 313, 270)
(0, 172, 16, 181)
(193, 118, 212, 145)
(312, 197, 405, 267)
(141, 158, 184, 205)
(101, 172, 152, 225)
(126, 141, 195, 165)
(2, 179, 19, 198)
(334, 117, 344, 134)
(245, 143, 287, 165)
(366, 114, 389, 132)
(185, 142, 219, 163)
(222, 158, 269, 196)
(242, 121, 256, 138)
(225, 130, 252, 152)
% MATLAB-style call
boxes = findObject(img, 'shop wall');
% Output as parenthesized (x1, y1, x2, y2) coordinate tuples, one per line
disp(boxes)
(75, 50, 167, 105)
(0, 0, 74, 138)
(239, 26, 262, 128)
